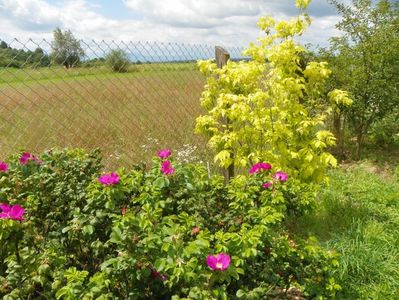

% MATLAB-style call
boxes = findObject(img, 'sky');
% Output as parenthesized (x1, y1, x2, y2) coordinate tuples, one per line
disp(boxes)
(0, 0, 347, 50)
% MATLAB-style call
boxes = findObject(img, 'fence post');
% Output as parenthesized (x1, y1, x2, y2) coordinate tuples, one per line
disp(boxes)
(215, 46, 234, 180)
(215, 46, 230, 68)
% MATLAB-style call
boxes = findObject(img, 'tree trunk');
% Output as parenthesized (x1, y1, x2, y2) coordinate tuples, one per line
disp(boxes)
(355, 116, 374, 160)
(355, 131, 363, 160)
(215, 46, 234, 180)
(227, 156, 235, 180)
(333, 111, 344, 159)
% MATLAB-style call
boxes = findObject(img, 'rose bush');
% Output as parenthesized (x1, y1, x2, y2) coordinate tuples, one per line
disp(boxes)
(0, 148, 340, 299)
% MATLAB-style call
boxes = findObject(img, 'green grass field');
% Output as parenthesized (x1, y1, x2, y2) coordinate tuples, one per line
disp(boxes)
(0, 63, 207, 167)
(0, 63, 198, 87)
(288, 157, 399, 298)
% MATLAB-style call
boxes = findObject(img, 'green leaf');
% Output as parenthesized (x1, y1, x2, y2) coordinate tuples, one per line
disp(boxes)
(154, 176, 168, 189)
(83, 225, 94, 235)
(110, 226, 123, 244)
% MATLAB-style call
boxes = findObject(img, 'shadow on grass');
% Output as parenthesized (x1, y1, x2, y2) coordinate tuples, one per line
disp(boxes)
(286, 193, 371, 242)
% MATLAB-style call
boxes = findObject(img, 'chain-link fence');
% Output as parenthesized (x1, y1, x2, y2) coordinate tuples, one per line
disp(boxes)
(0, 38, 246, 167)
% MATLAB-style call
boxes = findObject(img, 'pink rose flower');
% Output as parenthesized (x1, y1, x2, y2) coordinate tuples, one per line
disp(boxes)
(19, 152, 31, 165)
(249, 162, 272, 174)
(161, 160, 175, 175)
(158, 149, 172, 159)
(262, 181, 273, 189)
(0, 161, 9, 172)
(19, 152, 41, 165)
(0, 203, 25, 221)
(98, 172, 120, 186)
(206, 253, 231, 271)
(274, 171, 288, 182)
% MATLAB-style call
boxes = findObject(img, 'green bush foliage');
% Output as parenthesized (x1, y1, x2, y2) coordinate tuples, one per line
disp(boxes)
(0, 41, 51, 68)
(369, 110, 399, 147)
(0, 149, 340, 299)
(51, 28, 85, 69)
(106, 49, 130, 73)
(195, 1, 351, 187)
(325, 0, 399, 159)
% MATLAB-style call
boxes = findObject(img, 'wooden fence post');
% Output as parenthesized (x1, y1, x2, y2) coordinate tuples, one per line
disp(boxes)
(215, 46, 234, 180)
(215, 46, 230, 68)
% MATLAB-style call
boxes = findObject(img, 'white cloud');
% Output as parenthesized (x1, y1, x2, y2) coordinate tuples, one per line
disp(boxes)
(0, 0, 342, 50)
(302, 15, 342, 47)
(120, 0, 343, 48)
(123, 0, 261, 28)
(0, 0, 61, 31)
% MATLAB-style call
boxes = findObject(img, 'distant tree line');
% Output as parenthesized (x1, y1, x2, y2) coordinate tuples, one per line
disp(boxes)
(0, 41, 51, 68)
(1, 29, 200, 71)
(0, 29, 136, 72)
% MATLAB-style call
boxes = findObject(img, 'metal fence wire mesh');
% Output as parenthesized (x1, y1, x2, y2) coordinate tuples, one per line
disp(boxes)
(0, 38, 246, 167)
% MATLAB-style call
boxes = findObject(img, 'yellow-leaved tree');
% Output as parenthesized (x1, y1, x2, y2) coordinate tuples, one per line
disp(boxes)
(196, 0, 352, 185)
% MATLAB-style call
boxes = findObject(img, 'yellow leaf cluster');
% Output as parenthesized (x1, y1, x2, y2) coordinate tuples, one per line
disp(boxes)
(195, 0, 349, 184)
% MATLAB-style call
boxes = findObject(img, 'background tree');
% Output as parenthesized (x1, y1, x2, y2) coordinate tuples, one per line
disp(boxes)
(51, 28, 84, 68)
(31, 48, 51, 68)
(0, 42, 50, 68)
(0, 41, 8, 49)
(326, 0, 399, 159)
(105, 49, 130, 73)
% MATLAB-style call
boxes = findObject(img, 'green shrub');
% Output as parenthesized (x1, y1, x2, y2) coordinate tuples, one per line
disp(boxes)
(105, 49, 130, 73)
(370, 111, 399, 147)
(195, 2, 351, 187)
(0, 148, 340, 299)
